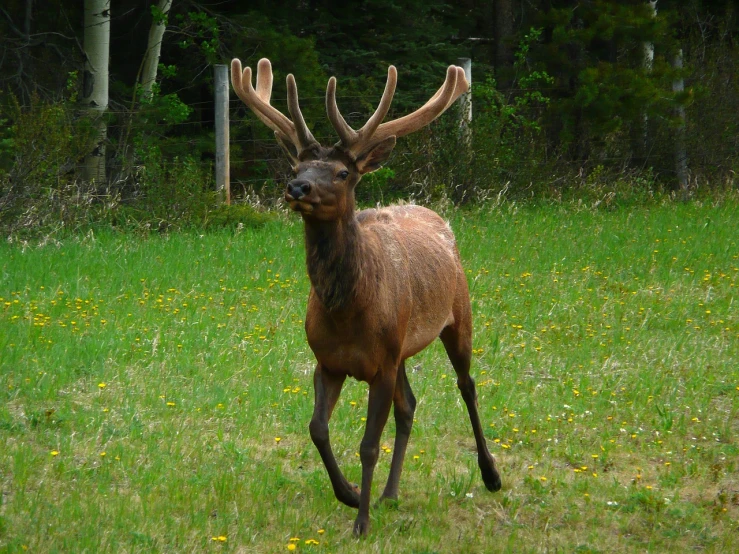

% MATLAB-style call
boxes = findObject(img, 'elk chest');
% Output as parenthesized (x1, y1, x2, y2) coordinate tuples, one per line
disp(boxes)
(304, 297, 405, 382)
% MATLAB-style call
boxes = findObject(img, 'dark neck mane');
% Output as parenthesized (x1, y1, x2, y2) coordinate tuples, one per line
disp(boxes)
(303, 215, 373, 312)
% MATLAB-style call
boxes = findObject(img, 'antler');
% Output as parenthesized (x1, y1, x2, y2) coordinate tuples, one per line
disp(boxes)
(327, 65, 469, 157)
(231, 58, 318, 153)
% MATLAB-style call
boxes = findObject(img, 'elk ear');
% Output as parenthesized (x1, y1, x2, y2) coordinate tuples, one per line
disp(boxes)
(275, 132, 299, 164)
(355, 135, 396, 174)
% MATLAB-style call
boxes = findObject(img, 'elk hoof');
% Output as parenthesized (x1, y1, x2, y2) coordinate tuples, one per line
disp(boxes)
(480, 454, 502, 491)
(353, 516, 370, 537)
(482, 468, 502, 492)
(375, 494, 399, 509)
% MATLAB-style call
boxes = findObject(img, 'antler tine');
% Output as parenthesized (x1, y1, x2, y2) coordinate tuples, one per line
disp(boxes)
(231, 59, 287, 136)
(326, 64, 467, 158)
(232, 60, 267, 127)
(373, 65, 465, 141)
(327, 66, 397, 155)
(357, 65, 397, 141)
(286, 74, 318, 149)
(231, 58, 318, 152)
(447, 66, 469, 110)
(326, 76, 358, 146)
(254, 58, 273, 102)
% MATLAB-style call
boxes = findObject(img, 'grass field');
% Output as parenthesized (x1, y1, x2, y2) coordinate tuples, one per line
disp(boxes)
(1, 199, 738, 553)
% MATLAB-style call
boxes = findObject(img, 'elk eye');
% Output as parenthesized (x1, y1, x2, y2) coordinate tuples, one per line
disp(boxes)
(337, 170, 350, 180)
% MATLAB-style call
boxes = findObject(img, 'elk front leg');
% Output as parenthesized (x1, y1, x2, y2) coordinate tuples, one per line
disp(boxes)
(379, 361, 416, 502)
(354, 369, 396, 537)
(309, 365, 360, 508)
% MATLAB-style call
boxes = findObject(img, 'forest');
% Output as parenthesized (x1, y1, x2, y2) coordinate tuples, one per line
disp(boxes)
(1, 1, 738, 234)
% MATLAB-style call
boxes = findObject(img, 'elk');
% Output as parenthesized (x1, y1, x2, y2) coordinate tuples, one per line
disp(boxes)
(231, 58, 502, 536)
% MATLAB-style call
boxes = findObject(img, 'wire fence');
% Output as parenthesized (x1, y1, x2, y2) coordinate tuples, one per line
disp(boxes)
(10, 79, 732, 194)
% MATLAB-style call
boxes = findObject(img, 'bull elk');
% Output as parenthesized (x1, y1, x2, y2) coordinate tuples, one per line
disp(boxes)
(231, 58, 502, 536)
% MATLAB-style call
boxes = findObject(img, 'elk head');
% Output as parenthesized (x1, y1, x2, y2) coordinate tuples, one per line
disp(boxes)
(231, 58, 468, 221)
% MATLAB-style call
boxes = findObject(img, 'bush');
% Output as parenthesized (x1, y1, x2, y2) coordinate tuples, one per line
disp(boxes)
(0, 96, 273, 238)
(0, 94, 102, 235)
(113, 149, 274, 232)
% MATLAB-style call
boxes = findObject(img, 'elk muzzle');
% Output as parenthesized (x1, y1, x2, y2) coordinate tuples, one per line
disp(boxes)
(286, 179, 312, 201)
(285, 179, 316, 212)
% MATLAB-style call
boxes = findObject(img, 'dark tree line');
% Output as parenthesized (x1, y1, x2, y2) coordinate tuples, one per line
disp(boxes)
(0, 0, 737, 228)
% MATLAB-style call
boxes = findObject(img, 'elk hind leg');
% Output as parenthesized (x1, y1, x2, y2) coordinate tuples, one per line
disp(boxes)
(440, 320, 502, 492)
(379, 360, 416, 503)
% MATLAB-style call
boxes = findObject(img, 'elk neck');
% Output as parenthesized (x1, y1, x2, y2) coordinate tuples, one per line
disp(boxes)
(302, 212, 376, 313)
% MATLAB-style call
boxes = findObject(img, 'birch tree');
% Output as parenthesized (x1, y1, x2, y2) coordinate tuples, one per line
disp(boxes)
(672, 48, 688, 194)
(81, 0, 110, 183)
(139, 0, 173, 100)
(638, 0, 657, 159)
(117, 0, 174, 178)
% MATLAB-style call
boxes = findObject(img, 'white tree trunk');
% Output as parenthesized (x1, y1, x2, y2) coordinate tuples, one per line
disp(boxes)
(81, 0, 111, 184)
(672, 48, 688, 194)
(643, 1, 657, 72)
(139, 0, 173, 99)
(639, 0, 657, 158)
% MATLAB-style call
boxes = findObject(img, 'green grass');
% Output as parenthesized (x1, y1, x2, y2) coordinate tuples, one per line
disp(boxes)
(1, 200, 738, 553)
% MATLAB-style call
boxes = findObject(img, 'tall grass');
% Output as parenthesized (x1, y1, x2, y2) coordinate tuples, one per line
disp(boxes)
(1, 200, 737, 552)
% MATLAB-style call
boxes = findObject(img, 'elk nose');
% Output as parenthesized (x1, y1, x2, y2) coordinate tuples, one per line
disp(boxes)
(286, 180, 311, 200)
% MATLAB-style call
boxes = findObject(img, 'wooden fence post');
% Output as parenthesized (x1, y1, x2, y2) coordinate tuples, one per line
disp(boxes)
(457, 57, 472, 148)
(214, 64, 231, 205)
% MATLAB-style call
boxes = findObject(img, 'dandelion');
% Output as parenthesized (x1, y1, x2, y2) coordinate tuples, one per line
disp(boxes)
(275, 437, 282, 443)
(50, 450, 59, 456)
(211, 535, 227, 542)
(98, 382, 106, 389)
(166, 402, 176, 407)
(287, 545, 297, 551)
(317, 529, 325, 535)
